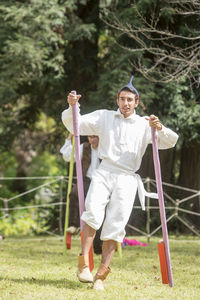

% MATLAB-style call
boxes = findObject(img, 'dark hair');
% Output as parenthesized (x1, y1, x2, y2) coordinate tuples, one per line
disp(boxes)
(118, 87, 137, 97)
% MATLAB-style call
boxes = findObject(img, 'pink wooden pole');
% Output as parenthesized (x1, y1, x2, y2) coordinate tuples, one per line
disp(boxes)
(151, 127, 174, 287)
(71, 90, 85, 231)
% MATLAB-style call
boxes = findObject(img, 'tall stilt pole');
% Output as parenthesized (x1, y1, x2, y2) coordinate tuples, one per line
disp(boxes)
(71, 91, 94, 271)
(151, 127, 174, 287)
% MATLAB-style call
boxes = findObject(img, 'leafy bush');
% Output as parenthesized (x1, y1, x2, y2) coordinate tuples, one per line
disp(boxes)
(0, 210, 49, 237)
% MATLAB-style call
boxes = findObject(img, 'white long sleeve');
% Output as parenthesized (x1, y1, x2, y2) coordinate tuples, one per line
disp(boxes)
(60, 139, 83, 162)
(62, 107, 178, 175)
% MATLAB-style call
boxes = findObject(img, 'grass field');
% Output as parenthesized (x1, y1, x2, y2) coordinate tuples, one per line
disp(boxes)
(0, 235, 199, 300)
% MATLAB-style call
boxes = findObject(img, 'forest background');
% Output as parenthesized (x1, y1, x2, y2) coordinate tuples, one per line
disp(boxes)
(0, 0, 199, 236)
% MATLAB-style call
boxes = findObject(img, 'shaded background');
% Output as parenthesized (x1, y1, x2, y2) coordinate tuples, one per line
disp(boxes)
(0, 0, 199, 236)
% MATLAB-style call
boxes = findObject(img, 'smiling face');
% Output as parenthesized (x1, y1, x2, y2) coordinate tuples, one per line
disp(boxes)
(117, 90, 138, 118)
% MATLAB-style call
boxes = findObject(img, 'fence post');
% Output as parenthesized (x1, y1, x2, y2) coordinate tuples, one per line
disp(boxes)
(146, 177, 151, 243)
(175, 199, 179, 216)
(4, 199, 8, 218)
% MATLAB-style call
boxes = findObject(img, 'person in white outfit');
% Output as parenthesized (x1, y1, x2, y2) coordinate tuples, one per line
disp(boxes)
(60, 133, 100, 181)
(60, 133, 103, 254)
(61, 76, 179, 290)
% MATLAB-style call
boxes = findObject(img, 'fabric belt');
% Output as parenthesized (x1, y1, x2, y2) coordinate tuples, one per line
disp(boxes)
(99, 159, 158, 210)
(134, 174, 158, 211)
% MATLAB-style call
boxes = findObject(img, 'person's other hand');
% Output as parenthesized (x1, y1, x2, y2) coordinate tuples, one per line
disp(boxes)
(146, 115, 162, 131)
(67, 132, 73, 140)
(67, 91, 81, 106)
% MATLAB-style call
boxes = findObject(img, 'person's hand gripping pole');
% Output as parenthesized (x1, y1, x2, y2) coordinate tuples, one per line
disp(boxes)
(71, 91, 94, 271)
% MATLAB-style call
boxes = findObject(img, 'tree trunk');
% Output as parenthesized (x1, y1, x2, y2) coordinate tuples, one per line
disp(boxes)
(68, 0, 100, 102)
(178, 140, 200, 229)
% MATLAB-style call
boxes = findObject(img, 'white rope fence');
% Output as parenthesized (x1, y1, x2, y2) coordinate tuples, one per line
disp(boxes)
(1, 202, 63, 211)
(128, 177, 200, 240)
(0, 176, 69, 236)
(0, 176, 199, 240)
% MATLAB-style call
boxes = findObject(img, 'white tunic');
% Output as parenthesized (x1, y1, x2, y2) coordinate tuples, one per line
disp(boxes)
(62, 106, 178, 210)
(62, 107, 178, 172)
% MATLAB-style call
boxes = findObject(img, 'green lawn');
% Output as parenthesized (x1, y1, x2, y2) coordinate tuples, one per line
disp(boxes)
(0, 236, 199, 300)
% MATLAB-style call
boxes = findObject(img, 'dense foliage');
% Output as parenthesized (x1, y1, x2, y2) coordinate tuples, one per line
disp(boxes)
(0, 0, 199, 233)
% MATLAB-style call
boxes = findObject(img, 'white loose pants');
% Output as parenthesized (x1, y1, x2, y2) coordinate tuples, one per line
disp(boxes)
(81, 168, 138, 243)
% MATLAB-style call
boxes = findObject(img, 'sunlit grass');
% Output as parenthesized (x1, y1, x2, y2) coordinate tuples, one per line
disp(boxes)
(0, 235, 199, 299)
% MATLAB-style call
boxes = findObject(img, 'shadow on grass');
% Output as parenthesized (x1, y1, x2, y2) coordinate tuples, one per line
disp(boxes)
(0, 244, 76, 262)
(0, 276, 87, 290)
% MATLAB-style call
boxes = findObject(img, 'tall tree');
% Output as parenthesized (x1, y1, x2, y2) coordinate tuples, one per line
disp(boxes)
(0, 0, 101, 150)
(102, 0, 200, 87)
(0, 0, 100, 192)
(101, 0, 200, 228)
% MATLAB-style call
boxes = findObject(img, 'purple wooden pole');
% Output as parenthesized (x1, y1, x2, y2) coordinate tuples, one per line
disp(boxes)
(151, 127, 174, 287)
(71, 90, 85, 231)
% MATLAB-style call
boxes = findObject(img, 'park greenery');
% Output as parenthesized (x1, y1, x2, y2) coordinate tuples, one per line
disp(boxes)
(0, 236, 200, 299)
(0, 0, 200, 235)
